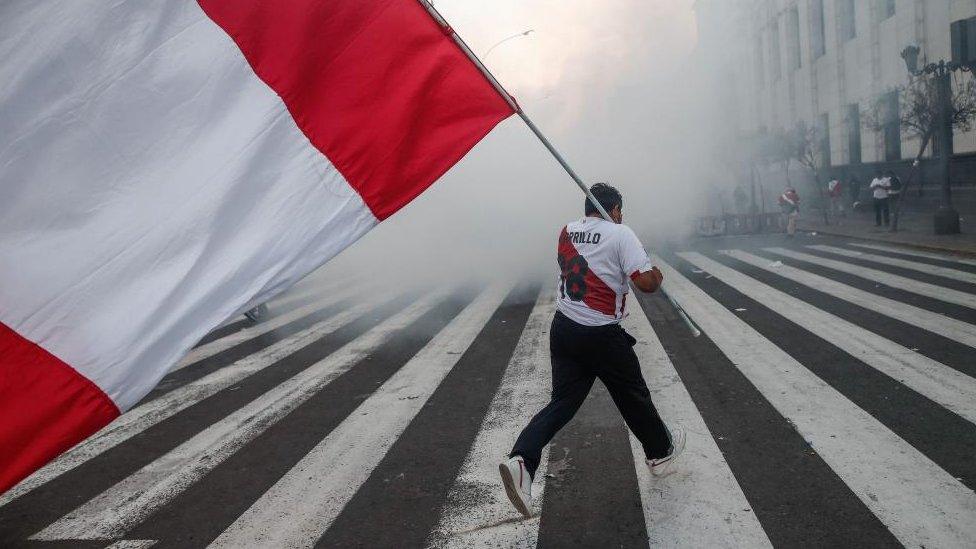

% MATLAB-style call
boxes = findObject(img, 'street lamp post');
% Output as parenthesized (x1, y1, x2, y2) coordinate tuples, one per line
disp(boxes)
(901, 45, 962, 234)
(483, 29, 534, 60)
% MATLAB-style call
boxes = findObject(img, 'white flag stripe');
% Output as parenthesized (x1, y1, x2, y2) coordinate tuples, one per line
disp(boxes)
(807, 245, 976, 285)
(847, 242, 976, 267)
(0, 293, 388, 509)
(654, 255, 976, 548)
(680, 252, 976, 425)
(623, 301, 771, 548)
(765, 247, 976, 309)
(722, 249, 976, 349)
(207, 286, 510, 548)
(32, 290, 448, 541)
(174, 283, 359, 371)
(430, 290, 554, 549)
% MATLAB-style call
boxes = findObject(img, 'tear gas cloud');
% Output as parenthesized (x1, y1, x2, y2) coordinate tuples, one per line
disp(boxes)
(317, 0, 727, 289)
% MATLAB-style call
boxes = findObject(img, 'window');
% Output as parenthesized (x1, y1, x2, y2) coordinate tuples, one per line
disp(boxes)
(819, 113, 831, 167)
(786, 8, 801, 70)
(847, 104, 861, 164)
(951, 17, 976, 64)
(810, 0, 825, 59)
(769, 20, 781, 81)
(882, 91, 901, 161)
(877, 0, 895, 21)
(754, 33, 765, 88)
(838, 0, 856, 42)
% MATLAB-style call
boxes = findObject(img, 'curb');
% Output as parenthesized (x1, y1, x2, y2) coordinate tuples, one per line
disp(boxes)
(798, 227, 976, 259)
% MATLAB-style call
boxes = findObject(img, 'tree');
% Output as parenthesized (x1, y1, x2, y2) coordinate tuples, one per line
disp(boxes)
(864, 73, 976, 143)
(772, 121, 831, 224)
(863, 73, 976, 230)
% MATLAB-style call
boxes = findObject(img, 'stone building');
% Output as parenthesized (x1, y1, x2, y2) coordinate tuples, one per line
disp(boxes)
(694, 0, 976, 214)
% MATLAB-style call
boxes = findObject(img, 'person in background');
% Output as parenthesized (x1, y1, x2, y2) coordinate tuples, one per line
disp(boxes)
(827, 177, 844, 217)
(848, 176, 861, 210)
(870, 171, 891, 227)
(778, 186, 800, 237)
(886, 169, 902, 215)
(244, 303, 268, 322)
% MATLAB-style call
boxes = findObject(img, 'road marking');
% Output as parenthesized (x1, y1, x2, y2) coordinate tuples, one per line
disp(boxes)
(807, 245, 976, 285)
(847, 242, 976, 267)
(765, 247, 976, 309)
(681, 252, 976, 425)
(104, 541, 158, 549)
(723, 249, 976, 349)
(31, 291, 448, 541)
(623, 298, 771, 548)
(654, 254, 976, 548)
(175, 283, 360, 370)
(429, 289, 554, 549)
(0, 294, 388, 509)
(207, 285, 510, 548)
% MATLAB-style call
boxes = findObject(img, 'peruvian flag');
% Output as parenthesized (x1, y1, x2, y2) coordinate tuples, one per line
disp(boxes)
(0, 0, 514, 493)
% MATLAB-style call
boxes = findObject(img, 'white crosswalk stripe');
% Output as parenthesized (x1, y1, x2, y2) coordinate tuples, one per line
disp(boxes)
(680, 252, 976, 425)
(0, 293, 387, 508)
(622, 297, 771, 548)
(807, 244, 976, 285)
(765, 246, 976, 309)
(32, 290, 449, 541)
(430, 290, 554, 549)
(722, 249, 976, 349)
(847, 242, 976, 267)
(654, 254, 976, 548)
(207, 285, 510, 548)
(175, 283, 361, 371)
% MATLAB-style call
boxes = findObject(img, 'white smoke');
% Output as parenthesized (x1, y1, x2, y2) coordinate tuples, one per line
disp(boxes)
(321, 0, 718, 287)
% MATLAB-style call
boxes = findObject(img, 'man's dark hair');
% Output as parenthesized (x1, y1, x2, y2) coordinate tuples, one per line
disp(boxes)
(585, 182, 622, 216)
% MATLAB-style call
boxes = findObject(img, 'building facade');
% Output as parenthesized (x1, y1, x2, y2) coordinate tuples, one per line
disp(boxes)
(695, 0, 976, 190)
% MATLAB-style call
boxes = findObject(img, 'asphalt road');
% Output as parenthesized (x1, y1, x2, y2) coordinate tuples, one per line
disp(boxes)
(2, 233, 975, 548)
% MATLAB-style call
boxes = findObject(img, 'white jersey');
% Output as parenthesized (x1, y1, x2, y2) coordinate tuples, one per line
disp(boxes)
(871, 177, 890, 199)
(556, 217, 652, 326)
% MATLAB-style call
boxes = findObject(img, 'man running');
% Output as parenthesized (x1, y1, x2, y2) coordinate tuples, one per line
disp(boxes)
(499, 182, 685, 518)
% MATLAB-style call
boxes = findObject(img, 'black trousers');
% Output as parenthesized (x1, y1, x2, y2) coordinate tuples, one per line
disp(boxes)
(874, 197, 890, 226)
(510, 311, 672, 478)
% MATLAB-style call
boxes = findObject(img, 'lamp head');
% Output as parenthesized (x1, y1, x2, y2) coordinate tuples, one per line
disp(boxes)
(901, 45, 920, 73)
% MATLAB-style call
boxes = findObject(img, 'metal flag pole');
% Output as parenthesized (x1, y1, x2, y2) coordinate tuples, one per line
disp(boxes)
(418, 0, 702, 338)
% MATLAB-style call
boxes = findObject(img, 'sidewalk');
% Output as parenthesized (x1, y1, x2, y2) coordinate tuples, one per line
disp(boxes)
(797, 208, 976, 257)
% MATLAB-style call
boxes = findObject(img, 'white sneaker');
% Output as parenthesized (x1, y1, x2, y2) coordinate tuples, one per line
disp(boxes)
(648, 427, 686, 477)
(499, 456, 532, 518)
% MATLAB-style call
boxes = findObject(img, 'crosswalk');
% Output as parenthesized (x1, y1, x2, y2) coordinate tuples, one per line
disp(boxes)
(1, 239, 975, 548)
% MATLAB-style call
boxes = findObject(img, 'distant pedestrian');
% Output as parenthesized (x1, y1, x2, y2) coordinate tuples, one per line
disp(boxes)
(848, 176, 861, 210)
(870, 172, 890, 226)
(886, 170, 902, 214)
(827, 178, 844, 217)
(778, 186, 800, 236)
(500, 183, 684, 519)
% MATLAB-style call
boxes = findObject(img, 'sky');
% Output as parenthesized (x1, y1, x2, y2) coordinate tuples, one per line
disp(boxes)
(325, 0, 704, 286)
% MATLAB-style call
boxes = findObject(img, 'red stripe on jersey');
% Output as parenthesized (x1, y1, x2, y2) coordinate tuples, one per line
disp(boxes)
(557, 227, 617, 316)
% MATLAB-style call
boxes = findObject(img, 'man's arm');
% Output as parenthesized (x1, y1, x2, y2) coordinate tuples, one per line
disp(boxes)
(631, 266, 663, 293)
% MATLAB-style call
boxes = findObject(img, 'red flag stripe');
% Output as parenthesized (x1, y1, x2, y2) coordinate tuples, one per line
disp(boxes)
(197, 0, 514, 221)
(0, 322, 119, 494)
